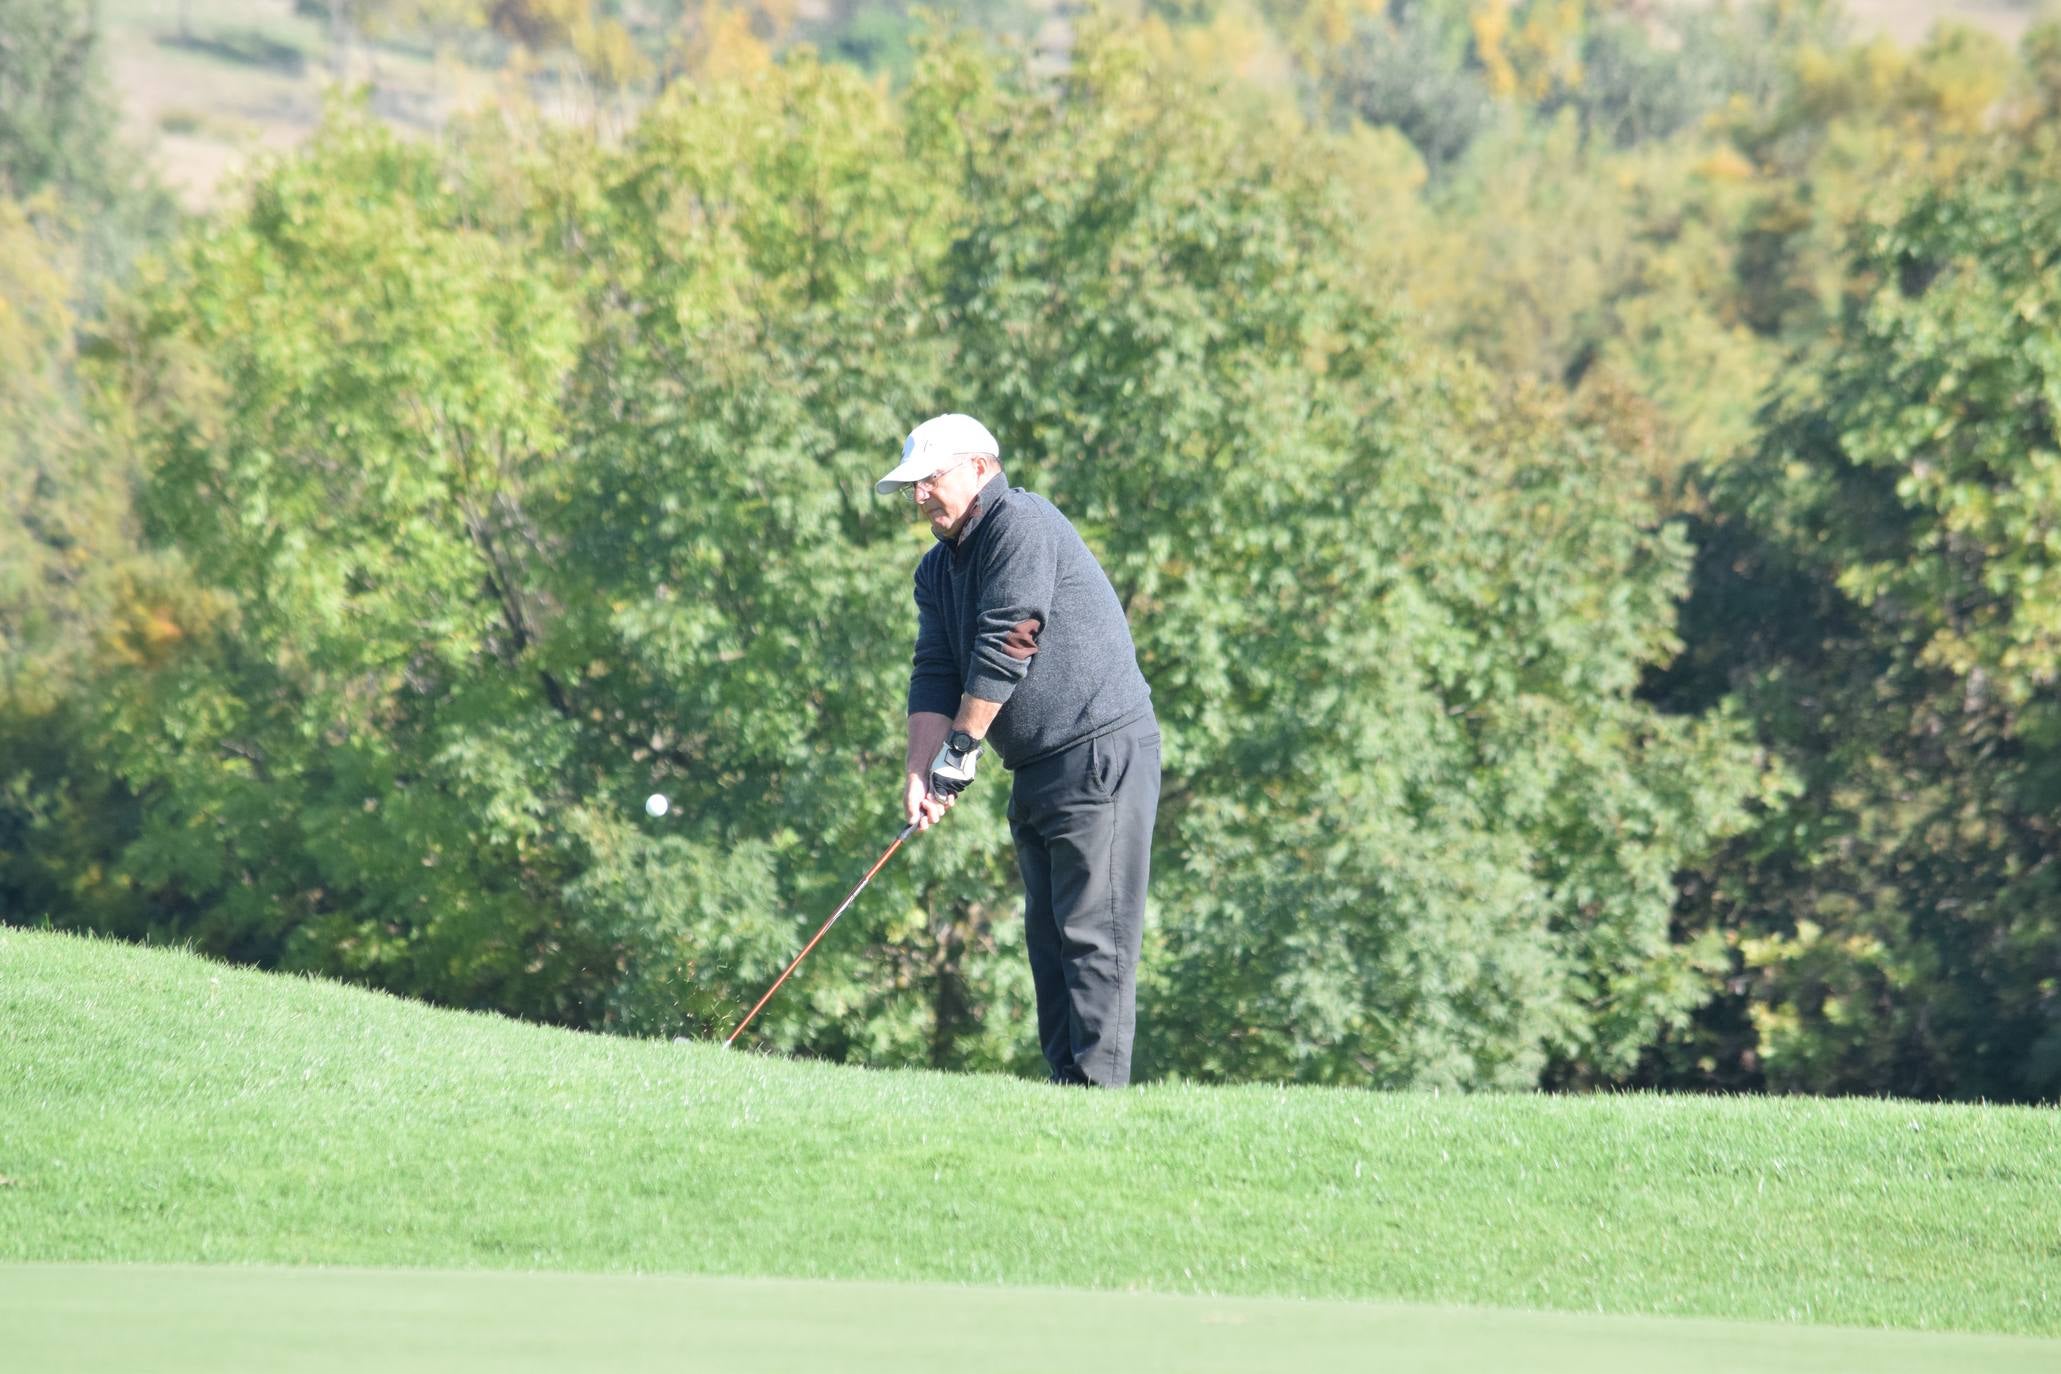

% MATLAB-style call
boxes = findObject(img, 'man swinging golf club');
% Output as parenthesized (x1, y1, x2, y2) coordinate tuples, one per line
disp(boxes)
(880, 413, 1161, 1087)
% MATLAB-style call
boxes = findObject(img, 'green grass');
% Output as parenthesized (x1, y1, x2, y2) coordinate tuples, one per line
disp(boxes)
(3, 928, 2057, 1342)
(8, 1264, 2061, 1374)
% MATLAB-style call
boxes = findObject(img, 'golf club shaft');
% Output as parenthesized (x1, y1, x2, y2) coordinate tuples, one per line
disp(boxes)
(724, 821, 919, 1048)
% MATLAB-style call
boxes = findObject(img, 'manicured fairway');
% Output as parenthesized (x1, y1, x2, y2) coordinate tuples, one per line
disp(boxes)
(8, 1264, 2061, 1374)
(3, 929, 2057, 1341)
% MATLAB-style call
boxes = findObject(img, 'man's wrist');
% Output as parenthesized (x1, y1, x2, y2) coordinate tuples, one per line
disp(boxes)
(949, 693, 1003, 743)
(908, 710, 952, 771)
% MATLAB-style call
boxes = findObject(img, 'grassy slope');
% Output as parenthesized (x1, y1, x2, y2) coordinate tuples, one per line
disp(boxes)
(2, 928, 2056, 1338)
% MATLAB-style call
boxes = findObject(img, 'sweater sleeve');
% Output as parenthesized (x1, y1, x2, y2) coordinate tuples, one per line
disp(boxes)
(908, 555, 961, 718)
(964, 507, 1057, 704)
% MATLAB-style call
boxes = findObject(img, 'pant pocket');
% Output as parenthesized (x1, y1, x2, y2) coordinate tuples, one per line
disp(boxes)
(1085, 731, 1130, 800)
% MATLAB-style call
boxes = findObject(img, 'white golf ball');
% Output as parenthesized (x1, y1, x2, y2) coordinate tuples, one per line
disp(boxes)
(644, 793, 669, 818)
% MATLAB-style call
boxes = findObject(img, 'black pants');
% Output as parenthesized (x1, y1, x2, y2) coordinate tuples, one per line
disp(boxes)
(1007, 717, 1161, 1087)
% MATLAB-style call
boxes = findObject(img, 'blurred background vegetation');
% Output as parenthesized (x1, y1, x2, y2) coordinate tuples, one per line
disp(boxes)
(4, 0, 2058, 1100)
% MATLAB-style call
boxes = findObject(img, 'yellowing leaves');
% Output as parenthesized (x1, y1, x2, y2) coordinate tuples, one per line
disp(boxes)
(0, 196, 76, 395)
(1470, 0, 1517, 98)
(1693, 147, 1755, 183)
(1466, 0, 1582, 103)
(1139, 10, 1295, 88)
(672, 3, 779, 84)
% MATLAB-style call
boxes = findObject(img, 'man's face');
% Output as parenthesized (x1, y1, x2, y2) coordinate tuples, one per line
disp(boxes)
(913, 454, 990, 538)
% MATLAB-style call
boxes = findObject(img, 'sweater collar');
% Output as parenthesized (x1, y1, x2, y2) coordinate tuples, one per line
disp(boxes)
(942, 471, 1010, 550)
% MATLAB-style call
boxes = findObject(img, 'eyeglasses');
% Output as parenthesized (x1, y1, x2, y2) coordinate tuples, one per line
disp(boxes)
(908, 454, 980, 500)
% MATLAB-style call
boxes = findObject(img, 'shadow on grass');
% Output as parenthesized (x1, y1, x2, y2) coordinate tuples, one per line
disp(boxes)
(157, 29, 309, 77)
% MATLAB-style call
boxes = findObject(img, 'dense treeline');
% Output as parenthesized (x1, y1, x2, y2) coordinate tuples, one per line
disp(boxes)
(3, 0, 2056, 1098)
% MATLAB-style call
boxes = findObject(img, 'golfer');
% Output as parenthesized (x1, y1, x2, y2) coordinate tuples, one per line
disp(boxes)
(879, 414, 1161, 1087)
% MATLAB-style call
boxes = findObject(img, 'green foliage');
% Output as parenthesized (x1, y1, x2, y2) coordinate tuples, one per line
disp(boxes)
(0, 0, 117, 202)
(1656, 132, 2061, 1102)
(802, 0, 1044, 81)
(0, 195, 114, 925)
(1325, 0, 2026, 507)
(1321, 0, 1502, 174)
(0, 80, 178, 942)
(0, 0, 175, 277)
(0, 93, 156, 944)
(815, 5, 925, 75)
(78, 110, 597, 1006)
(1390, 118, 1779, 486)
(1542, 3, 1809, 151)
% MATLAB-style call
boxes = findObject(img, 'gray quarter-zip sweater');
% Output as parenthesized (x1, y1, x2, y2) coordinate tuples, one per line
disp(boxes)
(908, 472, 1153, 770)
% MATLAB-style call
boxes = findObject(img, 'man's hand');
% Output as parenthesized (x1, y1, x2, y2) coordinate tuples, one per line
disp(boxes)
(904, 771, 954, 830)
(928, 730, 982, 799)
(903, 706, 995, 832)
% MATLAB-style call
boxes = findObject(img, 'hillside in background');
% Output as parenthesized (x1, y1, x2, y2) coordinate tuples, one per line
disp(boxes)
(106, 0, 2047, 205)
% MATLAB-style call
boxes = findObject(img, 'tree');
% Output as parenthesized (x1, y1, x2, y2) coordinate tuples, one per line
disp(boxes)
(80, 112, 602, 1003)
(1651, 130, 2061, 1102)
(0, 0, 178, 931)
(0, 0, 117, 202)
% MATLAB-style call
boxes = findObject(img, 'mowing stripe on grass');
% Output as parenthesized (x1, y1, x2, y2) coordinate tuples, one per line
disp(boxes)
(7, 1263, 2061, 1374)
(2, 929, 2056, 1336)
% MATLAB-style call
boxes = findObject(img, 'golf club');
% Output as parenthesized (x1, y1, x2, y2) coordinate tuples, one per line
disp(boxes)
(723, 819, 921, 1048)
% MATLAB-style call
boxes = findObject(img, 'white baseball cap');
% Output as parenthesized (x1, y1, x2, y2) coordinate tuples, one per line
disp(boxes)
(876, 413, 1000, 495)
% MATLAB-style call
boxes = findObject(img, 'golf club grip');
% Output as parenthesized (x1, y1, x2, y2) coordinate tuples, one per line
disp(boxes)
(723, 822, 918, 1048)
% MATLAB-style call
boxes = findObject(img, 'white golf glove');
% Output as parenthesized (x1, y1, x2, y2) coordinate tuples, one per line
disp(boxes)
(928, 730, 983, 799)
